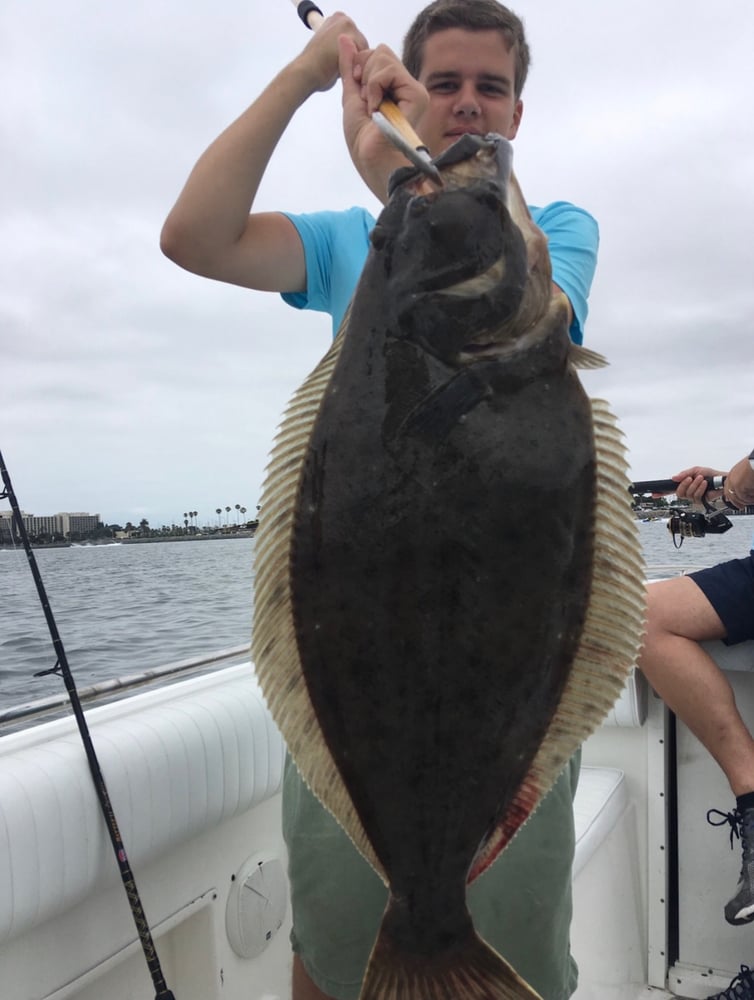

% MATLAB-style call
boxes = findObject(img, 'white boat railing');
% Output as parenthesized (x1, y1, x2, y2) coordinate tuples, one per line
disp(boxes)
(0, 644, 251, 731)
(0, 660, 290, 1000)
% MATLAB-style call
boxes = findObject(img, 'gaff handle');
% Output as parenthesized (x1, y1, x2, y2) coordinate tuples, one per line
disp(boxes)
(628, 475, 725, 495)
(294, 0, 324, 29)
(289, 0, 441, 182)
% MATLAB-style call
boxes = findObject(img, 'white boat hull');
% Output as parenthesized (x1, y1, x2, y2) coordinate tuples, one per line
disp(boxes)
(0, 664, 291, 1000)
(2, 637, 753, 1000)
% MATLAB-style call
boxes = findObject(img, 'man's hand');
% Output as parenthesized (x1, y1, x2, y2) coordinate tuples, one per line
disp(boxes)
(294, 13, 369, 95)
(672, 458, 754, 510)
(339, 36, 429, 203)
(671, 467, 726, 506)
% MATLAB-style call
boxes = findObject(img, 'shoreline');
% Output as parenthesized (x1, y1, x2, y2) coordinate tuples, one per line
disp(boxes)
(0, 531, 257, 551)
(120, 531, 257, 544)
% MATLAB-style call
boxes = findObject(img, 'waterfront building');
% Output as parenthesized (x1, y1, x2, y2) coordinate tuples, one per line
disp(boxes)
(0, 510, 101, 542)
(58, 512, 101, 536)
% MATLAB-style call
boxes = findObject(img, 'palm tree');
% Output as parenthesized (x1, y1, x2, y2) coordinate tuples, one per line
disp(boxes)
(225, 506, 231, 525)
(216, 508, 222, 527)
(235, 503, 241, 524)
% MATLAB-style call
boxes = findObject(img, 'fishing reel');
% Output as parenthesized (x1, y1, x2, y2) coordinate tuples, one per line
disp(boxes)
(628, 476, 735, 549)
(667, 507, 733, 547)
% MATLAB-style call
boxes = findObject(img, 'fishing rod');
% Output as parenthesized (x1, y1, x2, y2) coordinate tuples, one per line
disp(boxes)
(289, 0, 442, 183)
(0, 449, 176, 1000)
(628, 475, 726, 496)
(628, 474, 733, 547)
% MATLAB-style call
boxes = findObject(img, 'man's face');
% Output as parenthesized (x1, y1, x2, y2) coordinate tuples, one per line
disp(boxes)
(414, 28, 523, 156)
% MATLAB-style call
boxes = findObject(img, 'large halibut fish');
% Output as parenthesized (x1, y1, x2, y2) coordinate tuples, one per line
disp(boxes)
(253, 134, 645, 999)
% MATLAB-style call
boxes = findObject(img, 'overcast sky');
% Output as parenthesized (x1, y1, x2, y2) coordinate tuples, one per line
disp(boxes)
(2, 0, 753, 529)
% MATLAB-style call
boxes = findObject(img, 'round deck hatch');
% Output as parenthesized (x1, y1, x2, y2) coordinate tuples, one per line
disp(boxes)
(226, 854, 288, 959)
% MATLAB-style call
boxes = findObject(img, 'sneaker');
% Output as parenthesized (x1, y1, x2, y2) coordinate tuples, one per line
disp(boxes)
(706, 964, 754, 1000)
(708, 805, 754, 925)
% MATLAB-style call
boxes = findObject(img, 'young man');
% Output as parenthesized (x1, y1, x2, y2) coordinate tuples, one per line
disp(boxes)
(640, 451, 754, 934)
(162, 3, 599, 998)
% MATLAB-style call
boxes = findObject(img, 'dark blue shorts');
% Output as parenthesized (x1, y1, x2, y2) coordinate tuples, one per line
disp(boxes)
(689, 551, 754, 645)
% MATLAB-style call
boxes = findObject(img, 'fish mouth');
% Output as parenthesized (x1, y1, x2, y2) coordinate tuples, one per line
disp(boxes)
(393, 179, 509, 297)
(437, 255, 507, 298)
(388, 132, 512, 198)
(385, 134, 516, 298)
(381, 132, 530, 364)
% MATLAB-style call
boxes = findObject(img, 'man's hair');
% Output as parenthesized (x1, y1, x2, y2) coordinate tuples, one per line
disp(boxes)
(402, 0, 530, 100)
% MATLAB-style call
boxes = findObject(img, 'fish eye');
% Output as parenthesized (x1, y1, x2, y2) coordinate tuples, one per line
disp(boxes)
(476, 183, 503, 209)
(408, 197, 430, 217)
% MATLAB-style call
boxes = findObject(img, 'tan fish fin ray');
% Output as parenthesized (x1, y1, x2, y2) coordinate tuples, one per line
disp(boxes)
(569, 343, 608, 369)
(252, 310, 386, 884)
(362, 920, 542, 1000)
(468, 396, 646, 882)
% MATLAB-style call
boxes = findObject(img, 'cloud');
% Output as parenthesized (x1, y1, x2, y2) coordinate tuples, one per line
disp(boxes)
(2, 0, 753, 527)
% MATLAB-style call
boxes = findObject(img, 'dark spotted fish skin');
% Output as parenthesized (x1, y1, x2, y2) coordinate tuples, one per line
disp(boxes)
(253, 134, 646, 1000)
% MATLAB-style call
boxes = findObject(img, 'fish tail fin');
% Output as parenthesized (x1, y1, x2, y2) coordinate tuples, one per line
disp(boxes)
(360, 923, 542, 1000)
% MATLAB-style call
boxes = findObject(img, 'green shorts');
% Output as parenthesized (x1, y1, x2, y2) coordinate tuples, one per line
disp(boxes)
(282, 751, 581, 1000)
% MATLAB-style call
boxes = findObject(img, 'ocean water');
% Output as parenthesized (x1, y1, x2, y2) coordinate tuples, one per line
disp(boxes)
(0, 537, 256, 711)
(1, 518, 752, 713)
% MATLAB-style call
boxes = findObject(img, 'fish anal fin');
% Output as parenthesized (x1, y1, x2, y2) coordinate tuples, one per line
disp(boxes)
(470, 395, 646, 885)
(361, 918, 542, 1000)
(468, 778, 541, 882)
(252, 324, 385, 882)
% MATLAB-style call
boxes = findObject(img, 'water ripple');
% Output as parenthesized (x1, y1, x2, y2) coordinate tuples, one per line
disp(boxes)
(0, 538, 255, 710)
(1, 520, 752, 713)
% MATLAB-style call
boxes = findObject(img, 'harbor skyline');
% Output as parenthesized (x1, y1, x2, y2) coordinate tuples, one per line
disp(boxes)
(0, 503, 258, 544)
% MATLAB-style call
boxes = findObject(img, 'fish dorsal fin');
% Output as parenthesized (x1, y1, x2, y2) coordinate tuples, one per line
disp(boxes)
(252, 307, 387, 882)
(569, 343, 608, 369)
(468, 395, 646, 881)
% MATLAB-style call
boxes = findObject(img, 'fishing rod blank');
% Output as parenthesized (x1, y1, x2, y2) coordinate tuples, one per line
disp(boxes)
(0, 449, 176, 1000)
(628, 475, 725, 495)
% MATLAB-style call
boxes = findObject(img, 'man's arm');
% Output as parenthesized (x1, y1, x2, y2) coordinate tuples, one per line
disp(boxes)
(338, 37, 430, 205)
(538, 203, 599, 345)
(160, 13, 368, 293)
(672, 453, 754, 509)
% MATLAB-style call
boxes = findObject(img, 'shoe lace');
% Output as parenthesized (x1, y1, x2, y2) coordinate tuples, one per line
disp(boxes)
(708, 808, 746, 851)
(711, 964, 754, 1000)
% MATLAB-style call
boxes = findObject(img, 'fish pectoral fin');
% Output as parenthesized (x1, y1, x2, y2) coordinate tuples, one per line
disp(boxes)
(393, 367, 492, 446)
(568, 343, 608, 370)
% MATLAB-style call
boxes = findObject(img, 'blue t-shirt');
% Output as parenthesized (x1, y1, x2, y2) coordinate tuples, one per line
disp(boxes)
(281, 201, 598, 345)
